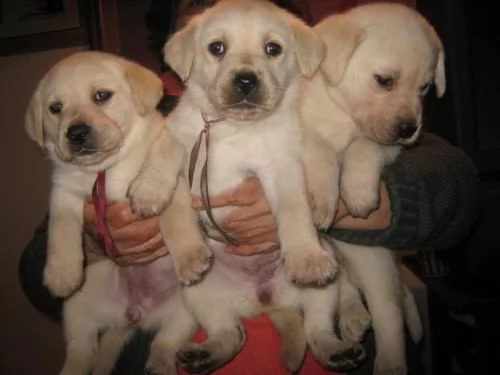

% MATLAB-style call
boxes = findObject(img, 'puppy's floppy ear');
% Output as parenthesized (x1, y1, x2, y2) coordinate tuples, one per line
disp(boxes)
(124, 61, 164, 116)
(163, 21, 197, 82)
(25, 85, 44, 148)
(432, 37, 446, 98)
(291, 18, 326, 78)
(422, 20, 446, 97)
(314, 15, 365, 85)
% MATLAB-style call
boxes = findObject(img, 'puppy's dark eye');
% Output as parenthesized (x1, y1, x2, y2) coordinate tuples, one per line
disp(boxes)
(265, 42, 282, 57)
(374, 74, 394, 90)
(208, 41, 225, 57)
(94, 89, 113, 103)
(49, 102, 63, 114)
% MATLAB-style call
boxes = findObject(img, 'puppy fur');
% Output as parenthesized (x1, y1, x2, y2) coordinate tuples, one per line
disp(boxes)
(163, 0, 365, 372)
(25, 51, 208, 374)
(300, 3, 444, 374)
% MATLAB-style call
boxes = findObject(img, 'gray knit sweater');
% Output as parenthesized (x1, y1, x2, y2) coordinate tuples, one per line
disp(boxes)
(329, 132, 481, 250)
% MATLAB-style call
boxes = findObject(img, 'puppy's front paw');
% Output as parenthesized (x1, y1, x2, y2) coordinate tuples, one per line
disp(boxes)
(128, 174, 176, 217)
(341, 181, 379, 219)
(43, 254, 83, 297)
(309, 189, 337, 230)
(284, 246, 338, 285)
(173, 244, 212, 285)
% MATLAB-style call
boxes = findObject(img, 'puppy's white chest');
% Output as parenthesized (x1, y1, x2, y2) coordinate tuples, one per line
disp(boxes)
(189, 121, 298, 195)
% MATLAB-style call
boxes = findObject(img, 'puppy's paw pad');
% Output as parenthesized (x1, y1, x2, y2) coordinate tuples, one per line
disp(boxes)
(326, 343, 367, 372)
(177, 346, 216, 373)
(43, 259, 83, 297)
(285, 249, 338, 285)
(175, 245, 212, 285)
(339, 303, 372, 342)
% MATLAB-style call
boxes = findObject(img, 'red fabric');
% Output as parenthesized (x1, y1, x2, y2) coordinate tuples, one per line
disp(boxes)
(177, 315, 342, 375)
(162, 72, 184, 97)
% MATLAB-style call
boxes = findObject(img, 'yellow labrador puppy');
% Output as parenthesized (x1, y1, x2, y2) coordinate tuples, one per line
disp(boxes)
(301, 3, 445, 374)
(25, 51, 209, 374)
(163, 0, 365, 372)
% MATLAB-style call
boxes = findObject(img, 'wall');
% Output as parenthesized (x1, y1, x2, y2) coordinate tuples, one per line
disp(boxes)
(0, 46, 84, 374)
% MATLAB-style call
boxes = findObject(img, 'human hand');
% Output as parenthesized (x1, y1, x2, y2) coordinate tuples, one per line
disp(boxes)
(192, 177, 279, 256)
(83, 200, 168, 266)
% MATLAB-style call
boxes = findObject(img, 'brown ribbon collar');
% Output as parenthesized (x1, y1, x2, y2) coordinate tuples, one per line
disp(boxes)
(188, 113, 239, 246)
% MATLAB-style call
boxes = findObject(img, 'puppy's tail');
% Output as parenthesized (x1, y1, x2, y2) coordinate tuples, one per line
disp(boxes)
(402, 283, 423, 344)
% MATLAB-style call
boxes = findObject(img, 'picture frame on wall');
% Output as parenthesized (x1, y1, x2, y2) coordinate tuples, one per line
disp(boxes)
(0, 0, 80, 38)
(0, 0, 92, 56)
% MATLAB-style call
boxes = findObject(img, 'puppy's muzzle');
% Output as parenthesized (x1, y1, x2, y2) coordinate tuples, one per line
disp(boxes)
(66, 123, 94, 153)
(233, 72, 258, 96)
(397, 121, 417, 140)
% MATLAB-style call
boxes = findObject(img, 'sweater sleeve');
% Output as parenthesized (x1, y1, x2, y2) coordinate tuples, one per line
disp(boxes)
(328, 132, 481, 250)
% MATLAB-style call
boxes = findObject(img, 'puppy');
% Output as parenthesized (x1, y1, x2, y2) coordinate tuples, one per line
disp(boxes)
(25, 51, 208, 374)
(300, 3, 445, 374)
(163, 0, 365, 372)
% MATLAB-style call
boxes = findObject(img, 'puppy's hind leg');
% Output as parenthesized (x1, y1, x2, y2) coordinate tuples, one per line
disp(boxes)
(60, 307, 101, 375)
(268, 308, 306, 373)
(177, 284, 246, 374)
(92, 327, 135, 375)
(336, 241, 407, 375)
(300, 251, 366, 375)
(337, 268, 371, 343)
(145, 298, 199, 375)
(402, 283, 422, 344)
(303, 286, 367, 372)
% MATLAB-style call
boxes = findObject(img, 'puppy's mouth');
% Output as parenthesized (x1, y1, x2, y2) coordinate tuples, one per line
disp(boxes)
(57, 123, 122, 165)
(222, 99, 270, 120)
(216, 71, 276, 120)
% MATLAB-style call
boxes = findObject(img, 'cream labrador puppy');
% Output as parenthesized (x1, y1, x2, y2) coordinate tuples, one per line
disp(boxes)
(25, 51, 209, 374)
(163, 0, 365, 372)
(300, 3, 445, 374)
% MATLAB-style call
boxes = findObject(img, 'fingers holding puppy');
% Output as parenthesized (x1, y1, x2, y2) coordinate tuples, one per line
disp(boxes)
(83, 200, 168, 266)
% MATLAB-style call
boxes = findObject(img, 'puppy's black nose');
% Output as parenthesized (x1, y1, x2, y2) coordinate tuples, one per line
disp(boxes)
(398, 122, 417, 139)
(233, 72, 258, 95)
(67, 123, 91, 145)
